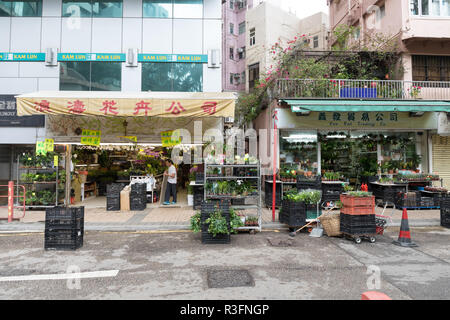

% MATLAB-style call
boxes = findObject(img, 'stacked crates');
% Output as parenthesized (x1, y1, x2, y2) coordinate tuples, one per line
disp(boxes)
(106, 183, 124, 211)
(321, 183, 343, 203)
(340, 194, 376, 235)
(130, 183, 147, 211)
(193, 187, 204, 210)
(279, 199, 306, 227)
(297, 176, 321, 192)
(45, 206, 84, 250)
(265, 180, 281, 207)
(440, 197, 450, 228)
(201, 201, 231, 244)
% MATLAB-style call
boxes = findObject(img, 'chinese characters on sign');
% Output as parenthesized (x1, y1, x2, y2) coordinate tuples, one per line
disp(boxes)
(134, 101, 152, 116)
(35, 141, 46, 155)
(99, 100, 118, 115)
(45, 139, 54, 152)
(202, 101, 218, 115)
(81, 129, 101, 146)
(317, 112, 399, 127)
(68, 100, 86, 114)
(166, 102, 185, 115)
(34, 100, 50, 113)
(161, 130, 181, 147)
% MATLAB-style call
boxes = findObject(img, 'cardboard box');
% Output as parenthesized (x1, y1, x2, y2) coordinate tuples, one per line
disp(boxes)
(120, 186, 130, 211)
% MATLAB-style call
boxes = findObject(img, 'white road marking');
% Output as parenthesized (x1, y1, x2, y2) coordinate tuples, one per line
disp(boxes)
(0, 270, 119, 282)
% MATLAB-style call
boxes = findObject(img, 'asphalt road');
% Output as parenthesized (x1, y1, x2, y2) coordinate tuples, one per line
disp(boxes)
(0, 227, 449, 300)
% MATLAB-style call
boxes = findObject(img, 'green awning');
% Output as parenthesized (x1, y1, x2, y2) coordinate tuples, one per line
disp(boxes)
(285, 99, 450, 113)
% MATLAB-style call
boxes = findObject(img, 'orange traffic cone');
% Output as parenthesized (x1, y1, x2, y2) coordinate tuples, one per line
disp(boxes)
(393, 208, 417, 247)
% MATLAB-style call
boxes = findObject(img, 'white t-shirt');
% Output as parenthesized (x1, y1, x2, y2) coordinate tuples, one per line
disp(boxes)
(168, 165, 177, 184)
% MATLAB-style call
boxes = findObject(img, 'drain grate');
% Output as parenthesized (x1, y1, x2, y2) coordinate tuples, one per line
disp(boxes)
(207, 269, 254, 288)
(267, 237, 293, 247)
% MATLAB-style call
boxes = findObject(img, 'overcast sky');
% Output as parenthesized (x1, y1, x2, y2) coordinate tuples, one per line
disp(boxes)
(262, 0, 329, 19)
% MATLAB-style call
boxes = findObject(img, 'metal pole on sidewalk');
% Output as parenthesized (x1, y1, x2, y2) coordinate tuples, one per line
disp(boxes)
(65, 144, 72, 207)
(272, 110, 278, 222)
(8, 180, 14, 223)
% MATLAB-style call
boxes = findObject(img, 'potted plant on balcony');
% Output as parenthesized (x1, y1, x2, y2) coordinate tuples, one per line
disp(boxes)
(409, 85, 422, 99)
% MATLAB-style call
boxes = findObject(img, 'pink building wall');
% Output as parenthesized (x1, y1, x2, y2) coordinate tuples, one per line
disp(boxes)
(222, 0, 254, 92)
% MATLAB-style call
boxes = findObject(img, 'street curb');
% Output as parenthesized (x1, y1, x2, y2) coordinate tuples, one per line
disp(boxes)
(0, 220, 442, 233)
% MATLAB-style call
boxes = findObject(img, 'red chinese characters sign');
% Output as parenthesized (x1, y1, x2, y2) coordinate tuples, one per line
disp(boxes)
(133, 100, 152, 116)
(34, 100, 50, 113)
(67, 100, 86, 114)
(202, 101, 217, 115)
(165, 101, 186, 115)
(99, 100, 118, 115)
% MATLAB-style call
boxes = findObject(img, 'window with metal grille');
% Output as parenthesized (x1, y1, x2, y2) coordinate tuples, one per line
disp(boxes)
(412, 55, 450, 83)
(230, 23, 234, 34)
(229, 47, 234, 60)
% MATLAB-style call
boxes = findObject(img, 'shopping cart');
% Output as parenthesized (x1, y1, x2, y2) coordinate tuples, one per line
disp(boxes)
(375, 214, 392, 235)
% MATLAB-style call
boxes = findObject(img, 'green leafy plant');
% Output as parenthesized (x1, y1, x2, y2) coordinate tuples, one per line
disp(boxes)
(190, 212, 201, 233)
(204, 210, 230, 237)
(347, 191, 373, 197)
(284, 189, 321, 204)
(230, 208, 244, 232)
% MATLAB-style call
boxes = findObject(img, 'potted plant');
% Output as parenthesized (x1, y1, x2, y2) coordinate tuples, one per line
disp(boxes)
(203, 210, 231, 243)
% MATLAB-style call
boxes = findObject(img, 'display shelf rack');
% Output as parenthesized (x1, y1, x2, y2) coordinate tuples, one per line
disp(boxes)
(204, 161, 262, 232)
(17, 155, 64, 208)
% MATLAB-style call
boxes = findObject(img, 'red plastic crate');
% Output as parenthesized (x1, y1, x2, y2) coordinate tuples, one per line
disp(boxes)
(340, 194, 375, 207)
(340, 206, 375, 215)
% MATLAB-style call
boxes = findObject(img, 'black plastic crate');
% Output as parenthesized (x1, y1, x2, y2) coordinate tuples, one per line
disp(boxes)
(340, 213, 376, 227)
(297, 176, 321, 191)
(107, 183, 124, 197)
(394, 192, 421, 208)
(106, 197, 120, 211)
(45, 206, 84, 221)
(440, 197, 450, 209)
(279, 210, 306, 226)
(45, 218, 84, 230)
(195, 173, 205, 184)
(201, 231, 230, 244)
(44, 236, 83, 250)
(340, 224, 376, 235)
(130, 183, 146, 194)
(440, 208, 450, 228)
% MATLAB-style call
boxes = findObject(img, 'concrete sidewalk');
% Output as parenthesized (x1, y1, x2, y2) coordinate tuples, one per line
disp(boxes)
(0, 203, 442, 232)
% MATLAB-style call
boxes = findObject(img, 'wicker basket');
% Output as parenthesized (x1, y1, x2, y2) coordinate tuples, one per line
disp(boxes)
(319, 212, 342, 237)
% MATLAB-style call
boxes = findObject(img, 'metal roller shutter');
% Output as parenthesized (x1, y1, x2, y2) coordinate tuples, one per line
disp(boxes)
(432, 135, 450, 189)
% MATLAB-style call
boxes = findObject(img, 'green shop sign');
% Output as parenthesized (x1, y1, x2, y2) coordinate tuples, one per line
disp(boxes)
(58, 53, 126, 62)
(0, 52, 45, 61)
(138, 54, 207, 63)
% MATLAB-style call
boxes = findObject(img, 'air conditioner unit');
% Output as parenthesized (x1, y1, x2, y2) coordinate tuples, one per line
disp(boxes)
(233, 73, 240, 78)
(237, 48, 244, 53)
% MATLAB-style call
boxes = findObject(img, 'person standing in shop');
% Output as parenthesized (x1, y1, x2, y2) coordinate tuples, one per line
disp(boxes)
(163, 159, 177, 205)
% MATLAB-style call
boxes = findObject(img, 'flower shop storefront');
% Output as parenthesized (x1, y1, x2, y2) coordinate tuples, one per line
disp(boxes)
(274, 99, 450, 186)
(15, 91, 236, 209)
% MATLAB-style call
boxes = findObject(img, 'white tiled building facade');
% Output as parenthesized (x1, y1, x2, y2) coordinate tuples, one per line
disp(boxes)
(0, 0, 223, 183)
(0, 0, 223, 94)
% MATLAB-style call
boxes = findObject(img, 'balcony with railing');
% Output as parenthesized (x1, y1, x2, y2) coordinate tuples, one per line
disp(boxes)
(275, 79, 450, 100)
